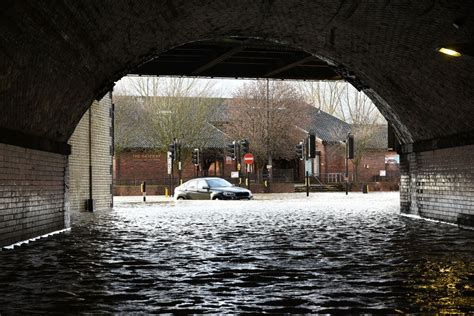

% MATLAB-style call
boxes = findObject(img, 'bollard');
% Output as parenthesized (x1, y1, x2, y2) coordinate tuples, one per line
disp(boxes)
(362, 184, 369, 194)
(165, 187, 169, 198)
(141, 181, 147, 202)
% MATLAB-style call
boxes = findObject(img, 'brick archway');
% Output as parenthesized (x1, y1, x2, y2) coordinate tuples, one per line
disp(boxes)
(1, 1, 474, 246)
(1, 1, 473, 146)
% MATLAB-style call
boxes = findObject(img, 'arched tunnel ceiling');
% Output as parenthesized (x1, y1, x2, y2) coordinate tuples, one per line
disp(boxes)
(0, 1, 473, 145)
(132, 38, 342, 80)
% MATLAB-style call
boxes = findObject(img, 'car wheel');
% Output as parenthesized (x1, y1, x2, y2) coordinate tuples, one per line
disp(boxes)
(177, 196, 186, 200)
(212, 196, 222, 200)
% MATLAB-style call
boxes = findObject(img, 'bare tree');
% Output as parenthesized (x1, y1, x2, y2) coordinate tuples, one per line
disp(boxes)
(114, 94, 153, 154)
(296, 80, 388, 182)
(295, 81, 346, 115)
(339, 86, 387, 182)
(114, 77, 219, 160)
(338, 87, 385, 125)
(226, 80, 310, 171)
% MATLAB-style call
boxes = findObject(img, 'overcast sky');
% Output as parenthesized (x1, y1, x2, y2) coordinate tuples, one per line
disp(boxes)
(115, 76, 258, 98)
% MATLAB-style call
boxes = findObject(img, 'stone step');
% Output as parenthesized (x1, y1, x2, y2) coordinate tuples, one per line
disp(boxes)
(294, 184, 345, 192)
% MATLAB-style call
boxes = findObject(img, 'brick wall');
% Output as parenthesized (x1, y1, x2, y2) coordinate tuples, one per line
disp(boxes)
(68, 95, 113, 212)
(357, 150, 387, 183)
(0, 143, 67, 247)
(115, 151, 199, 185)
(323, 143, 345, 174)
(400, 145, 474, 224)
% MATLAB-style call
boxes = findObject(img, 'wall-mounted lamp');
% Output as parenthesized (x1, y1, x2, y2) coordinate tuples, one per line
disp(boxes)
(438, 47, 462, 57)
(437, 43, 473, 57)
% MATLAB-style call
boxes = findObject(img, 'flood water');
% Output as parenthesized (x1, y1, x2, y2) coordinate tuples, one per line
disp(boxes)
(0, 192, 473, 314)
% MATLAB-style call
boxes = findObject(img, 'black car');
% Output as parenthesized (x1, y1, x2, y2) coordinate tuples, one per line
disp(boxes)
(174, 177, 253, 200)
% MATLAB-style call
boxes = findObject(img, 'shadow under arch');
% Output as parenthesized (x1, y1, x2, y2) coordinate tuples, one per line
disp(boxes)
(104, 35, 412, 146)
(1, 1, 472, 147)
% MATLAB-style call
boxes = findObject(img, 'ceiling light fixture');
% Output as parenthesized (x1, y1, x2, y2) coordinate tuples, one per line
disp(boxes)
(438, 47, 462, 57)
(437, 42, 473, 57)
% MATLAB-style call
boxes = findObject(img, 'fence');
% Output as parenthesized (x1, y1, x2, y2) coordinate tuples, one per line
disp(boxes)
(114, 168, 295, 187)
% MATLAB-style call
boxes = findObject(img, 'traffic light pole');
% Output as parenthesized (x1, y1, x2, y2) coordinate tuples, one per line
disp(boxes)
(168, 139, 177, 197)
(170, 160, 174, 197)
(345, 155, 348, 195)
(178, 161, 182, 185)
(306, 171, 310, 197)
(246, 164, 250, 191)
(177, 144, 182, 186)
(345, 133, 354, 195)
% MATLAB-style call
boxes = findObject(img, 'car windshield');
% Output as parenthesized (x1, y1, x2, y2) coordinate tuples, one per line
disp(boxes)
(206, 178, 233, 188)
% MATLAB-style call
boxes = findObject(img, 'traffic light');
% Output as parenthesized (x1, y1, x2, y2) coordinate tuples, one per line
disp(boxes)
(347, 134, 354, 159)
(192, 148, 200, 165)
(168, 141, 176, 160)
(226, 141, 237, 160)
(175, 143, 181, 161)
(307, 134, 316, 158)
(240, 139, 249, 155)
(296, 141, 305, 160)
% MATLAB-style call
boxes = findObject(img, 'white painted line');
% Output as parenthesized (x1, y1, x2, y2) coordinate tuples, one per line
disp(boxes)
(400, 213, 458, 227)
(2, 228, 71, 251)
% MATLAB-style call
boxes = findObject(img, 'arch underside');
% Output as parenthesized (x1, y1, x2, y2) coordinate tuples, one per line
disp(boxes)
(0, 0, 473, 146)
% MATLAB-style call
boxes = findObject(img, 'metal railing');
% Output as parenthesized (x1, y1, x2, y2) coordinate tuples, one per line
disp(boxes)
(314, 173, 350, 183)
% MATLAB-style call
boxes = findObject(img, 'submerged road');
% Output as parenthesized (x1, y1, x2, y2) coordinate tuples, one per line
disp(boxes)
(0, 192, 473, 313)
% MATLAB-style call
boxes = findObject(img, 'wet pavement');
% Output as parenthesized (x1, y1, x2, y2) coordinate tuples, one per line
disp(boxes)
(0, 192, 473, 314)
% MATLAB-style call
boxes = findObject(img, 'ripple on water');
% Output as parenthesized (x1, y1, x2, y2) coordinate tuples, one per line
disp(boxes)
(0, 193, 473, 313)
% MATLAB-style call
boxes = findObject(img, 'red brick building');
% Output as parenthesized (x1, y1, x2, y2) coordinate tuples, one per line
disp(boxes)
(291, 108, 399, 189)
(114, 99, 399, 194)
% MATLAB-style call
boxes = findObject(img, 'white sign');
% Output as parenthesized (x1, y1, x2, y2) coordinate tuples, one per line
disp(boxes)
(167, 151, 172, 175)
(231, 171, 239, 178)
(379, 170, 386, 177)
(305, 159, 313, 176)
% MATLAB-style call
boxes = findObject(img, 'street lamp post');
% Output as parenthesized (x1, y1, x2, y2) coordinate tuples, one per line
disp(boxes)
(266, 79, 272, 187)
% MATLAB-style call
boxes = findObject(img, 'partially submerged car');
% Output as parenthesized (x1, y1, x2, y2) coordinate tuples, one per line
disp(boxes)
(174, 177, 253, 200)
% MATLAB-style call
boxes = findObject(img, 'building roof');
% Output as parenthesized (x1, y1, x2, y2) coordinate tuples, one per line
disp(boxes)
(199, 123, 230, 149)
(115, 96, 387, 150)
(115, 117, 229, 150)
(298, 107, 351, 143)
(297, 107, 388, 149)
(115, 119, 157, 149)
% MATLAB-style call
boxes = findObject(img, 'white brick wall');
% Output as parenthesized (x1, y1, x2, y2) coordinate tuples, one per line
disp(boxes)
(400, 145, 474, 224)
(0, 143, 67, 247)
(68, 95, 113, 212)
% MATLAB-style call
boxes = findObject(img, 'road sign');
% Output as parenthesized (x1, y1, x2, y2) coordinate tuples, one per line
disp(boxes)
(243, 153, 254, 164)
(167, 151, 172, 175)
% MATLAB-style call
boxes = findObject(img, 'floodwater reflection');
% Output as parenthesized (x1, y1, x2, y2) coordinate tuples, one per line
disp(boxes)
(0, 193, 473, 313)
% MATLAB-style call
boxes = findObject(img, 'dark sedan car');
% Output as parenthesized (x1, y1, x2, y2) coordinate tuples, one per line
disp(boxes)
(174, 177, 253, 200)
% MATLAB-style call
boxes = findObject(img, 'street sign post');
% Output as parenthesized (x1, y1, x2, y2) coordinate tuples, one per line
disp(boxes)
(243, 153, 254, 164)
(243, 153, 253, 190)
